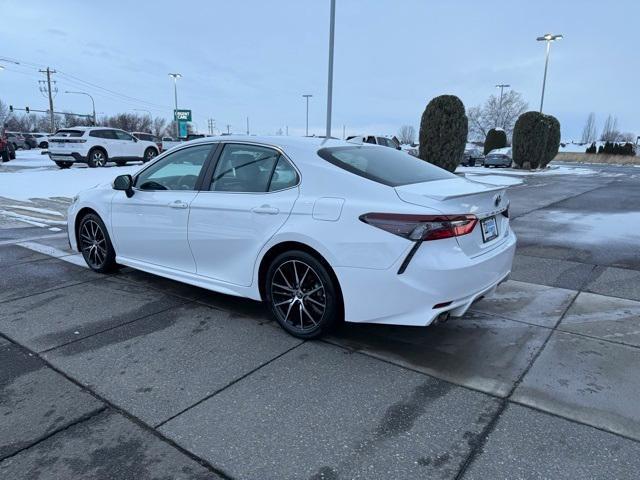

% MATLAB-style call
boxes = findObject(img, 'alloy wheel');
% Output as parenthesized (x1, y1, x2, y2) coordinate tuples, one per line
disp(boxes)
(93, 151, 106, 167)
(79, 219, 108, 269)
(270, 259, 326, 333)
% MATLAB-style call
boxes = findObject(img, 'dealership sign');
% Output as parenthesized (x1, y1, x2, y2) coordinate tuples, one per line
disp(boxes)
(174, 109, 192, 122)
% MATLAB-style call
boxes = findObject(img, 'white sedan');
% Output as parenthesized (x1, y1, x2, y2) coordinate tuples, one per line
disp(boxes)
(68, 136, 516, 338)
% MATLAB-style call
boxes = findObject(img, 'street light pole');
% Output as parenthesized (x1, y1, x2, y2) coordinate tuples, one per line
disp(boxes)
(494, 83, 510, 128)
(536, 33, 563, 113)
(65, 90, 96, 125)
(302, 94, 312, 136)
(325, 0, 336, 138)
(168, 73, 182, 137)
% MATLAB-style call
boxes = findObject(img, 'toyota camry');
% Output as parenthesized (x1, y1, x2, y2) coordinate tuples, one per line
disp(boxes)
(68, 136, 516, 338)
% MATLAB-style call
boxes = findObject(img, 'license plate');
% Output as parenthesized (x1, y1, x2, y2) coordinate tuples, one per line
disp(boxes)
(481, 216, 498, 242)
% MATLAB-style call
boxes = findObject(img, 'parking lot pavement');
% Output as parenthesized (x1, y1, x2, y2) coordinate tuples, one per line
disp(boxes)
(513, 330, 640, 441)
(0, 338, 104, 460)
(329, 312, 550, 397)
(44, 303, 301, 426)
(1, 162, 640, 478)
(0, 411, 220, 480)
(461, 404, 640, 479)
(160, 341, 500, 480)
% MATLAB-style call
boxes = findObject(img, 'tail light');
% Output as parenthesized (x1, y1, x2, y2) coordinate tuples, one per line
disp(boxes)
(360, 213, 477, 241)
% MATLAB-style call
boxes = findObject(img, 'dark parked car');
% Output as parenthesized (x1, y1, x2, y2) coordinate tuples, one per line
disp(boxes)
(7, 132, 27, 150)
(22, 133, 38, 149)
(484, 148, 513, 168)
(461, 147, 485, 166)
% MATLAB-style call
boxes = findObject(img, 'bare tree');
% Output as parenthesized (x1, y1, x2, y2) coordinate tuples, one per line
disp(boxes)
(580, 112, 597, 143)
(467, 90, 528, 141)
(152, 117, 167, 137)
(397, 125, 416, 144)
(619, 132, 636, 142)
(0, 99, 8, 126)
(600, 115, 621, 142)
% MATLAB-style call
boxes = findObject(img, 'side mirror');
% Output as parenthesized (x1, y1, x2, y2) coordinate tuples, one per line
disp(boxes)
(113, 174, 134, 197)
(132, 137, 138, 142)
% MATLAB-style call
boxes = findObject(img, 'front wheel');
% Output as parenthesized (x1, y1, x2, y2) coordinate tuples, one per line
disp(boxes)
(88, 149, 108, 168)
(265, 251, 340, 339)
(78, 213, 117, 273)
(143, 147, 157, 163)
(1, 150, 9, 162)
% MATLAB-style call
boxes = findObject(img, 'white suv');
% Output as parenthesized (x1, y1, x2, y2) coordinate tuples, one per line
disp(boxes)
(48, 127, 159, 168)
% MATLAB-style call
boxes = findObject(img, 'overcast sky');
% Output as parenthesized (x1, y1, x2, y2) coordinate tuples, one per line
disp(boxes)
(1, 0, 638, 139)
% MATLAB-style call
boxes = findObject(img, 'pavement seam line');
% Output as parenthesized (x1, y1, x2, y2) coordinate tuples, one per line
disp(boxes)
(0, 406, 108, 464)
(0, 276, 98, 306)
(0, 331, 237, 480)
(154, 340, 306, 429)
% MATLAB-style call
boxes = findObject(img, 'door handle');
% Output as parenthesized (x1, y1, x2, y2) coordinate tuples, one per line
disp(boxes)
(168, 200, 188, 209)
(252, 205, 279, 215)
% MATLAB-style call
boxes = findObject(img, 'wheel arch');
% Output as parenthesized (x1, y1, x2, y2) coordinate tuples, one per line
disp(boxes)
(257, 241, 344, 317)
(88, 145, 108, 157)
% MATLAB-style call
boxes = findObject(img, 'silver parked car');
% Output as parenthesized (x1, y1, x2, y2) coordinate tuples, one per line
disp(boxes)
(484, 147, 512, 168)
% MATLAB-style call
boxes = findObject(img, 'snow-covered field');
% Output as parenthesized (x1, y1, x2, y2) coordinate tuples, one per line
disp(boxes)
(0, 150, 142, 201)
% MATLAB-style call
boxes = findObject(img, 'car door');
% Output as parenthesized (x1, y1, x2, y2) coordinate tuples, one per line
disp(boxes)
(188, 143, 300, 286)
(110, 143, 215, 272)
(113, 130, 138, 159)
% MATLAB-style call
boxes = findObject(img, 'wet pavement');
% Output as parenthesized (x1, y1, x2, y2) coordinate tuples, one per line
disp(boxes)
(1, 162, 640, 479)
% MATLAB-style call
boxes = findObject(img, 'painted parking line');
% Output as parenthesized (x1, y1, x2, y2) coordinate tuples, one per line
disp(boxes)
(16, 240, 87, 268)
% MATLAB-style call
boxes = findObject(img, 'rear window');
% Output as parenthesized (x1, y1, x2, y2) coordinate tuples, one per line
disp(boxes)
(318, 146, 455, 187)
(55, 130, 84, 138)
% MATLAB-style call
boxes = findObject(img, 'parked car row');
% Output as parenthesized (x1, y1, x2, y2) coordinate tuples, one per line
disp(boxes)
(4, 131, 50, 150)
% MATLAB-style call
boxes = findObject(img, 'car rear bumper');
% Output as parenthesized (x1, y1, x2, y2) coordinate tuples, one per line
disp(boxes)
(48, 152, 87, 163)
(334, 229, 517, 326)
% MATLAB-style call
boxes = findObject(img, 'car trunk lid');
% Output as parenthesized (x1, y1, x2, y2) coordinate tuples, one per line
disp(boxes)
(394, 177, 510, 257)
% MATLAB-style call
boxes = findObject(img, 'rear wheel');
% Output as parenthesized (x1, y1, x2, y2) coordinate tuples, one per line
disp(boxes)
(265, 251, 340, 339)
(55, 161, 72, 169)
(88, 148, 108, 168)
(1, 150, 9, 162)
(78, 213, 117, 273)
(143, 147, 157, 163)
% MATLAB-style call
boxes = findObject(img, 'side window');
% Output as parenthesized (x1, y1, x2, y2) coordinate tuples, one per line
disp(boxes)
(210, 144, 279, 193)
(268, 157, 299, 191)
(135, 144, 212, 191)
(114, 130, 134, 141)
(89, 130, 104, 139)
(365, 136, 376, 144)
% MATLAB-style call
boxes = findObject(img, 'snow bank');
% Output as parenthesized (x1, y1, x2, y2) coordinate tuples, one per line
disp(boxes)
(3, 149, 54, 168)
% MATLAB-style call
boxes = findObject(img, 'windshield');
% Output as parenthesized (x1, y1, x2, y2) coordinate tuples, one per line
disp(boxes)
(318, 145, 455, 187)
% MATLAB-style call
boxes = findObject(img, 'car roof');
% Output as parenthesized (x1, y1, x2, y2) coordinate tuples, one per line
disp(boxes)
(185, 134, 352, 151)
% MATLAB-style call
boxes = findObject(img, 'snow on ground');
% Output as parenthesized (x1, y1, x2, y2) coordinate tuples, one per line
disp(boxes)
(3, 149, 56, 168)
(456, 165, 598, 177)
(1, 151, 142, 201)
(463, 174, 523, 186)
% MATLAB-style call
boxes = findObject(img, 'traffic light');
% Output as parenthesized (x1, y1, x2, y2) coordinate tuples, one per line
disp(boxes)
(9, 105, 13, 112)
(25, 107, 29, 113)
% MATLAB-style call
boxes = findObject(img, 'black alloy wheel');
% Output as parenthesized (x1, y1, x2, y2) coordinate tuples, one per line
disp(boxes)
(266, 251, 340, 339)
(78, 214, 116, 272)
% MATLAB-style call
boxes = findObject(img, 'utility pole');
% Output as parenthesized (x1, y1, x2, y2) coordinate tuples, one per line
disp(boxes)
(302, 94, 312, 136)
(226, 124, 231, 134)
(494, 84, 510, 128)
(39, 67, 57, 133)
(246, 116, 250, 135)
(168, 73, 182, 137)
(325, 0, 336, 138)
(342, 124, 345, 139)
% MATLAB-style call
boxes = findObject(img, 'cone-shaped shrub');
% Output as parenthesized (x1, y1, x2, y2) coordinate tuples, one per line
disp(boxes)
(541, 115, 561, 168)
(512, 111, 548, 169)
(483, 128, 507, 155)
(419, 95, 468, 172)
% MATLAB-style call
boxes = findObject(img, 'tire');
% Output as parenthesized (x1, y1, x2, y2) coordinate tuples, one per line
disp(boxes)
(40, 141, 48, 149)
(143, 147, 158, 163)
(77, 213, 117, 273)
(88, 148, 108, 168)
(1, 150, 9, 162)
(55, 161, 72, 169)
(115, 160, 127, 167)
(265, 250, 340, 339)
(24, 143, 31, 150)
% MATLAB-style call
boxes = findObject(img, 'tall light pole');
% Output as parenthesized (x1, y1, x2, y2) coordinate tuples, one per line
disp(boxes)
(302, 94, 312, 136)
(536, 33, 562, 113)
(65, 90, 96, 126)
(325, 0, 336, 138)
(494, 83, 510, 128)
(168, 73, 182, 137)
